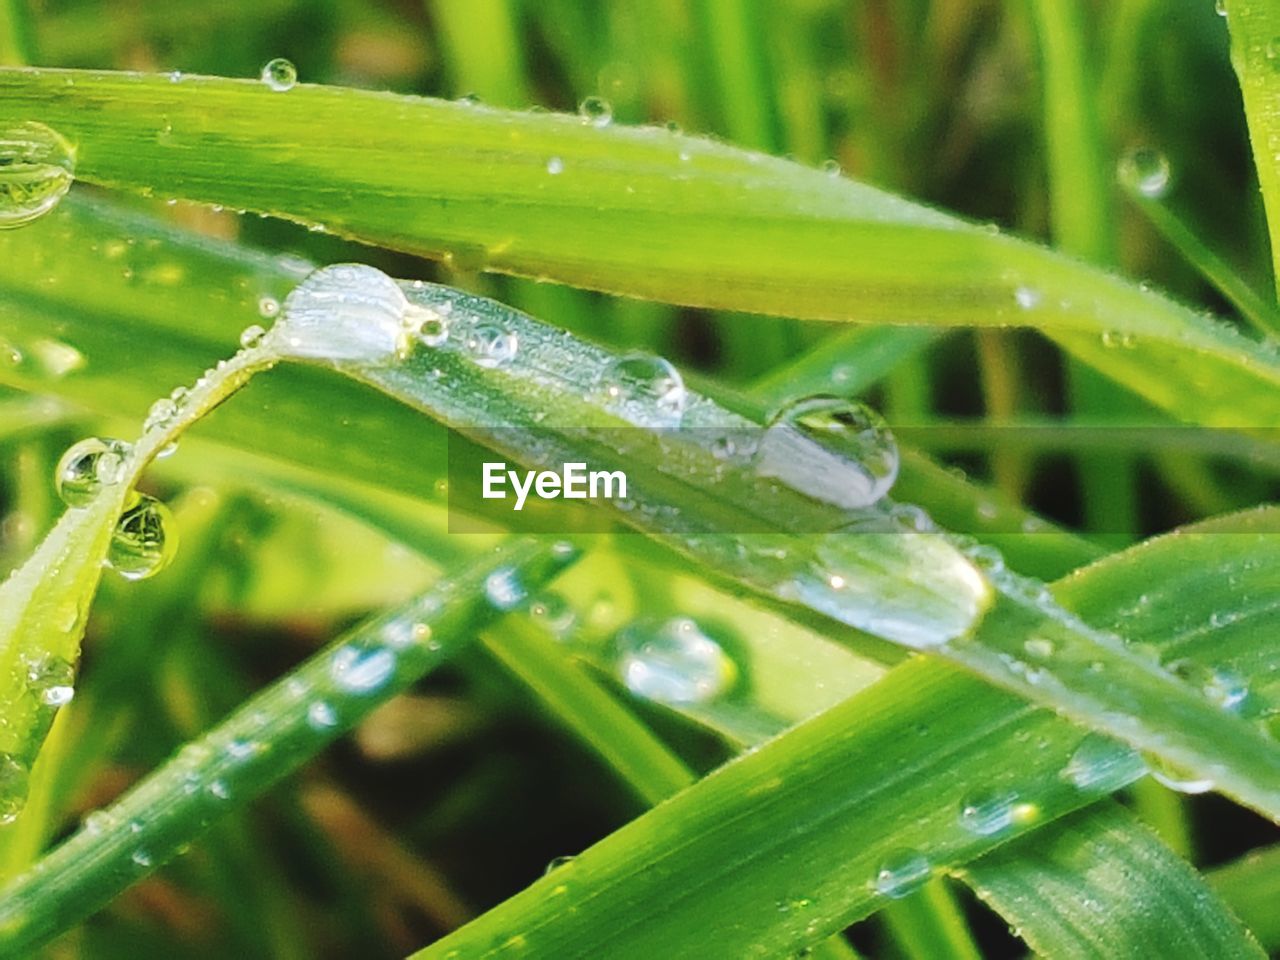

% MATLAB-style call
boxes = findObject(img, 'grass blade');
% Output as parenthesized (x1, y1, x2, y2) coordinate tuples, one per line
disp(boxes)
(0, 537, 578, 955)
(958, 803, 1264, 959)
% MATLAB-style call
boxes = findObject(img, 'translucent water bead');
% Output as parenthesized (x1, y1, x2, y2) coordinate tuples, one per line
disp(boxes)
(615, 617, 737, 704)
(107, 494, 177, 581)
(55, 437, 131, 508)
(592, 352, 688, 426)
(755, 396, 899, 509)
(269, 264, 425, 363)
(0, 122, 76, 229)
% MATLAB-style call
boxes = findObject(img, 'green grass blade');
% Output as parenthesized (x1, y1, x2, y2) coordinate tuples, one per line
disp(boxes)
(0, 537, 578, 955)
(410, 507, 1279, 959)
(958, 803, 1264, 959)
(1210, 844, 1280, 951)
(1227, 0, 1280, 299)
(880, 879, 982, 960)
(2, 70, 1280, 427)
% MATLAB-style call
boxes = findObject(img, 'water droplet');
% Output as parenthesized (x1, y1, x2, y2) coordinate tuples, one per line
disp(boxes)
(592, 352, 687, 426)
(1100, 329, 1136, 349)
(756, 396, 899, 509)
(1167, 658, 1249, 713)
(330, 645, 396, 695)
(465, 322, 518, 368)
(257, 295, 280, 319)
(0, 121, 76, 229)
(821, 158, 841, 177)
(239, 324, 266, 349)
(24, 654, 75, 707)
(578, 96, 613, 127)
(546, 156, 565, 175)
(131, 849, 152, 868)
(55, 437, 131, 507)
(83, 810, 117, 835)
(615, 617, 736, 705)
(416, 308, 450, 347)
(1061, 733, 1146, 793)
(529, 592, 577, 639)
(873, 850, 930, 899)
(29, 338, 85, 378)
(485, 566, 527, 610)
(144, 397, 179, 434)
(260, 58, 297, 92)
(1014, 286, 1041, 309)
(544, 854, 577, 874)
(958, 789, 1016, 836)
(1119, 147, 1171, 199)
(207, 779, 231, 800)
(1216, 0, 1227, 15)
(270, 264, 417, 363)
(1023, 637, 1055, 659)
(1145, 754, 1215, 794)
(0, 754, 29, 824)
(107, 494, 177, 581)
(307, 700, 338, 729)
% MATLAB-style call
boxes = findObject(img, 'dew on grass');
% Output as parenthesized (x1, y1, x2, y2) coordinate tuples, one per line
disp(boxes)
(592, 352, 688, 426)
(1118, 147, 1171, 199)
(1061, 733, 1146, 793)
(485, 566, 527, 610)
(615, 617, 736, 704)
(755, 396, 899, 510)
(24, 654, 75, 708)
(260, 58, 297, 92)
(958, 789, 1017, 836)
(330, 645, 396, 695)
(108, 495, 177, 580)
(873, 850, 931, 899)
(0, 754, 29, 824)
(465, 322, 518, 368)
(0, 122, 76, 229)
(578, 96, 613, 127)
(55, 437, 131, 507)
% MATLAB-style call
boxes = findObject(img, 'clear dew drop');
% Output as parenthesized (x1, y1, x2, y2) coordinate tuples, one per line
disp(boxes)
(578, 96, 613, 127)
(1061, 733, 1146, 793)
(24, 654, 75, 708)
(1144, 754, 1216, 794)
(615, 617, 736, 705)
(260, 57, 298, 92)
(239, 324, 267, 349)
(873, 850, 931, 899)
(544, 854, 577, 874)
(0, 121, 76, 229)
(592, 352, 688, 426)
(416, 308, 450, 347)
(546, 156, 565, 175)
(330, 645, 396, 695)
(0, 754, 29, 824)
(756, 396, 899, 510)
(1167, 658, 1249, 713)
(307, 700, 339, 730)
(257, 295, 280, 319)
(1215, 0, 1227, 14)
(131, 849, 153, 868)
(529, 592, 577, 640)
(465, 322, 518, 368)
(271, 263, 418, 363)
(485, 566, 527, 610)
(83, 809, 117, 836)
(1014, 285, 1041, 309)
(55, 437, 131, 508)
(1118, 147, 1171, 199)
(107, 494, 177, 581)
(958, 789, 1017, 836)
(144, 397, 179, 434)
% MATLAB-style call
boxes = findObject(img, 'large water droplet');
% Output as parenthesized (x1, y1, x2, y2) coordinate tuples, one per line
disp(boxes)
(330, 644, 396, 695)
(260, 58, 297, 92)
(1119, 148, 1171, 199)
(307, 700, 338, 730)
(592, 352, 687, 426)
(485, 566, 527, 610)
(270, 264, 418, 363)
(873, 850, 931, 899)
(615, 617, 736, 705)
(0, 754, 30, 824)
(958, 789, 1016, 836)
(24, 654, 75, 708)
(466, 322, 518, 368)
(0, 121, 76, 229)
(55, 437, 131, 507)
(1061, 733, 1146, 793)
(529, 592, 577, 640)
(107, 494, 177, 581)
(756, 396, 898, 509)
(578, 96, 613, 127)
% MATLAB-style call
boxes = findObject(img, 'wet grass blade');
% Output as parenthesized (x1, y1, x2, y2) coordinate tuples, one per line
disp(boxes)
(1, 70, 1279, 427)
(409, 507, 1277, 959)
(0, 537, 577, 955)
(958, 803, 1263, 959)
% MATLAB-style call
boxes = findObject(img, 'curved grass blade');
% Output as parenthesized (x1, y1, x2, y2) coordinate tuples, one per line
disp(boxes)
(410, 508, 1278, 959)
(0, 537, 578, 956)
(957, 803, 1263, 960)
(333, 277, 1280, 820)
(1227, 0, 1280, 298)
(1210, 844, 1280, 951)
(1, 69, 1279, 427)
(0, 340, 272, 813)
